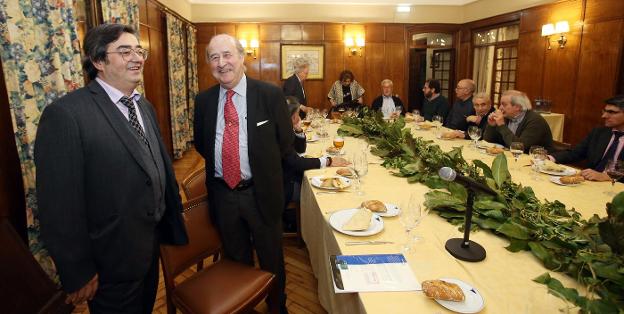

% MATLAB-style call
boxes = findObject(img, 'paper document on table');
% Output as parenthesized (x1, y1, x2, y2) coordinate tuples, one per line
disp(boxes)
(330, 254, 421, 293)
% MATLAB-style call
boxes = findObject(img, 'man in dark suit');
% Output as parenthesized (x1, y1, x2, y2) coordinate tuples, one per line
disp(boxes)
(35, 24, 188, 313)
(194, 34, 293, 313)
(483, 89, 554, 152)
(445, 79, 476, 131)
(371, 79, 404, 119)
(283, 57, 310, 119)
(551, 95, 624, 181)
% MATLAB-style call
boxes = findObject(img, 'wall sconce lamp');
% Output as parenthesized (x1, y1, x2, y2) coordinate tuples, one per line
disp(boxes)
(239, 39, 259, 59)
(541, 21, 569, 49)
(344, 37, 365, 56)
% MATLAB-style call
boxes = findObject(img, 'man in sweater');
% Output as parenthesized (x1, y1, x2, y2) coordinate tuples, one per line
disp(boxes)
(421, 79, 449, 121)
(444, 79, 476, 131)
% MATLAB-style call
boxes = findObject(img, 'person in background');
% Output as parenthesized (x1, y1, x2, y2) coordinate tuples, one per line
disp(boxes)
(444, 79, 476, 131)
(35, 24, 188, 313)
(282, 96, 349, 231)
(283, 57, 310, 119)
(194, 34, 292, 313)
(371, 79, 404, 119)
(421, 79, 449, 121)
(448, 92, 494, 139)
(483, 89, 553, 152)
(551, 95, 624, 181)
(327, 70, 365, 109)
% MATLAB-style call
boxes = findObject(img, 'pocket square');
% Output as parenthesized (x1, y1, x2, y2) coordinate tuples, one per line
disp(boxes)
(256, 120, 269, 126)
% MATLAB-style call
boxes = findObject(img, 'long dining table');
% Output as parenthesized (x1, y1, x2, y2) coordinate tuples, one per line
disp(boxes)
(299, 121, 623, 314)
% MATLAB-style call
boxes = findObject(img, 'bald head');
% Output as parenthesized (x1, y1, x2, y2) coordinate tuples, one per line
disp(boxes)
(455, 79, 475, 101)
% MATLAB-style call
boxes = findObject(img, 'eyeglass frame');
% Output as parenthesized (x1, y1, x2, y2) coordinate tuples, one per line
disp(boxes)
(105, 46, 149, 61)
(603, 109, 623, 115)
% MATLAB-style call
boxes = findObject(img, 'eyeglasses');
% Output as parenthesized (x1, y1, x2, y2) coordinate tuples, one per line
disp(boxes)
(106, 47, 149, 61)
(455, 86, 468, 90)
(603, 109, 623, 115)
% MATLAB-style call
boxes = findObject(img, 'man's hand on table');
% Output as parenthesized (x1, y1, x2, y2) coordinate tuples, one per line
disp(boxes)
(330, 157, 350, 167)
(580, 169, 611, 181)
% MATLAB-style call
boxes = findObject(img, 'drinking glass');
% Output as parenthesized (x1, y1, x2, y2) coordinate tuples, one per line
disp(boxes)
(605, 160, 624, 196)
(529, 146, 547, 180)
(349, 152, 367, 196)
(412, 109, 420, 117)
(432, 115, 444, 134)
(467, 126, 481, 149)
(395, 105, 403, 115)
(333, 136, 345, 149)
(408, 193, 429, 242)
(399, 200, 417, 253)
(510, 142, 524, 169)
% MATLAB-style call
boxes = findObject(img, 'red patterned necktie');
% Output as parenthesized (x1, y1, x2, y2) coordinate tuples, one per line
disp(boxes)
(222, 89, 240, 189)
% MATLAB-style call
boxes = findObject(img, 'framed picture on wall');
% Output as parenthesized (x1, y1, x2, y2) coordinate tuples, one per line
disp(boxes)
(280, 44, 324, 80)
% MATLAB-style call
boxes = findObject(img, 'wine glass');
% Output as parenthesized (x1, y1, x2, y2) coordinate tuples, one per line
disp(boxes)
(529, 146, 546, 180)
(350, 152, 368, 196)
(467, 126, 481, 149)
(605, 160, 624, 196)
(333, 136, 345, 152)
(395, 105, 403, 115)
(412, 109, 420, 117)
(408, 193, 428, 242)
(510, 142, 524, 169)
(399, 200, 417, 253)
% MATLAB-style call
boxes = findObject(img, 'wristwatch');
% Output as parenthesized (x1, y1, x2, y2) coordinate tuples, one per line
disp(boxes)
(326, 156, 333, 167)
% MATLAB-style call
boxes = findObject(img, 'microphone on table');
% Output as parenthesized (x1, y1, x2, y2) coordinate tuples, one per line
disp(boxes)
(438, 167, 497, 196)
(437, 167, 490, 262)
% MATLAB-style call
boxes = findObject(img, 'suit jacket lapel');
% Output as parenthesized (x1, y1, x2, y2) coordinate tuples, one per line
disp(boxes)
(246, 79, 258, 147)
(88, 81, 150, 175)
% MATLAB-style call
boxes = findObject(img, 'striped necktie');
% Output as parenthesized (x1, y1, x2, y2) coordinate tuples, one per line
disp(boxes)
(119, 96, 149, 147)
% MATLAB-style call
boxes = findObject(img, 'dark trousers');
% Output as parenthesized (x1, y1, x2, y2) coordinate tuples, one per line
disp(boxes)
(88, 238, 159, 314)
(211, 182, 287, 313)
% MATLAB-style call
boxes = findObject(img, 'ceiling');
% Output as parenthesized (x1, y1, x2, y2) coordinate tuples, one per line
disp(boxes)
(188, 0, 478, 4)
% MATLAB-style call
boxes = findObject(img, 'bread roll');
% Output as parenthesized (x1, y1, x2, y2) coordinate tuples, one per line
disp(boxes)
(326, 147, 341, 154)
(560, 175, 584, 184)
(422, 280, 465, 302)
(336, 168, 353, 177)
(418, 122, 434, 130)
(361, 200, 387, 213)
(342, 208, 372, 231)
(486, 147, 504, 154)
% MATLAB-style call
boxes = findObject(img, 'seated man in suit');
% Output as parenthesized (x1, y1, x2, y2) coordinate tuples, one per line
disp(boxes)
(282, 96, 348, 231)
(483, 89, 553, 152)
(371, 79, 404, 119)
(444, 79, 476, 131)
(446, 92, 494, 139)
(283, 57, 310, 119)
(551, 95, 624, 181)
(421, 79, 449, 121)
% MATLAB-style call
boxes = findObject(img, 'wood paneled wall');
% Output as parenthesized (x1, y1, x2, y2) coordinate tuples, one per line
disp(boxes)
(138, 0, 173, 156)
(195, 23, 408, 111)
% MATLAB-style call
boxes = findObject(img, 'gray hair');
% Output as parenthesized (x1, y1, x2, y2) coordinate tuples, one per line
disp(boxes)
(293, 57, 310, 73)
(381, 79, 393, 86)
(473, 92, 491, 106)
(205, 33, 244, 63)
(502, 90, 532, 111)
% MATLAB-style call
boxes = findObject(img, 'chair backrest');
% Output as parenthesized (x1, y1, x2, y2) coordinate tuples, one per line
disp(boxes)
(181, 166, 207, 201)
(160, 196, 222, 280)
(0, 219, 74, 314)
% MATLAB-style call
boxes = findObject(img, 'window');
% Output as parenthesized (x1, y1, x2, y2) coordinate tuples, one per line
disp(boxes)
(472, 24, 519, 105)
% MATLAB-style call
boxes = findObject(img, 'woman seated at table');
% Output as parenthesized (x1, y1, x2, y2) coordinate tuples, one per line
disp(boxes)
(446, 92, 495, 139)
(282, 96, 349, 231)
(327, 70, 365, 111)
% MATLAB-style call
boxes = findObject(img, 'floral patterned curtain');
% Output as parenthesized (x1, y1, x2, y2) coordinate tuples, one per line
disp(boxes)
(186, 24, 198, 144)
(166, 13, 191, 159)
(0, 0, 84, 280)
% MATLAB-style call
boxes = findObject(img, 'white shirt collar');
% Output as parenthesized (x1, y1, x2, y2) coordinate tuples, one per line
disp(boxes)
(95, 77, 141, 104)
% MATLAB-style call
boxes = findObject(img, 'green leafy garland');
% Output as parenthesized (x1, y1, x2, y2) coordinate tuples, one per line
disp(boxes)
(338, 110, 624, 313)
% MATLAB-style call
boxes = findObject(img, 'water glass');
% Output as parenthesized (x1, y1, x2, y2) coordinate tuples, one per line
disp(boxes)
(529, 146, 547, 180)
(605, 160, 624, 196)
(395, 105, 403, 115)
(510, 142, 524, 168)
(467, 126, 481, 149)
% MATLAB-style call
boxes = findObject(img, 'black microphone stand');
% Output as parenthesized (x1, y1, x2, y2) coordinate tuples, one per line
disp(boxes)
(444, 188, 487, 262)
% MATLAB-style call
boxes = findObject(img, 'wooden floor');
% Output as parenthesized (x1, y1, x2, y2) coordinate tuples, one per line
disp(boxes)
(74, 148, 326, 314)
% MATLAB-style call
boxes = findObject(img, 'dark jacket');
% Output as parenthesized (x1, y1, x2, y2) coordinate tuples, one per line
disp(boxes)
(483, 110, 554, 152)
(282, 134, 320, 204)
(371, 95, 404, 113)
(445, 96, 475, 131)
(35, 80, 188, 292)
(422, 94, 450, 121)
(283, 74, 306, 119)
(551, 127, 616, 170)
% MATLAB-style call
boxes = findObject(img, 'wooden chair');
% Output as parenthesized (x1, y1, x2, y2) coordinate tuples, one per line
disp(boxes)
(160, 196, 276, 314)
(0, 219, 74, 314)
(181, 166, 207, 201)
(283, 201, 304, 247)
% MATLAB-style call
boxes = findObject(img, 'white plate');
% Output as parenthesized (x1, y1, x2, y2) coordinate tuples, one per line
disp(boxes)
(310, 176, 352, 190)
(434, 278, 485, 314)
(476, 141, 504, 149)
(549, 176, 581, 186)
(306, 134, 319, 142)
(539, 167, 577, 176)
(326, 148, 346, 156)
(376, 203, 401, 217)
(328, 208, 384, 237)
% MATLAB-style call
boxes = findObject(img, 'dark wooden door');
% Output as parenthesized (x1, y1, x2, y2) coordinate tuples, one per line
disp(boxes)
(408, 48, 427, 112)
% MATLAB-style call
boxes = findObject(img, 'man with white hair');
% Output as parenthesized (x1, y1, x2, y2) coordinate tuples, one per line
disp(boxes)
(371, 79, 404, 119)
(283, 57, 310, 118)
(483, 89, 553, 152)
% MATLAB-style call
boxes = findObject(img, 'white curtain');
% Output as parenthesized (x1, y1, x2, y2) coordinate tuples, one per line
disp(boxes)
(472, 46, 494, 95)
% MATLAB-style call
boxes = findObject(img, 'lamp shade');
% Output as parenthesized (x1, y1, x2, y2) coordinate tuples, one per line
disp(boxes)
(541, 24, 555, 36)
(344, 37, 354, 47)
(555, 21, 570, 33)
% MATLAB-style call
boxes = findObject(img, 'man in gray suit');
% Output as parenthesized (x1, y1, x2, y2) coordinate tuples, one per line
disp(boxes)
(194, 34, 294, 314)
(35, 24, 188, 313)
